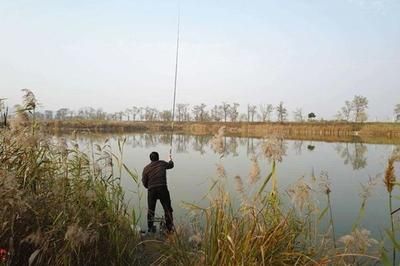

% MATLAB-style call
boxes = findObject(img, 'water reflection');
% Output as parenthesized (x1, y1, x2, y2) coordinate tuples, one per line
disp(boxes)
(292, 141, 303, 155)
(335, 143, 368, 170)
(307, 144, 315, 151)
(72, 133, 375, 170)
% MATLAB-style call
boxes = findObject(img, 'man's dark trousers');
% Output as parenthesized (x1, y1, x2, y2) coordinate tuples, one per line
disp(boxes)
(147, 186, 174, 232)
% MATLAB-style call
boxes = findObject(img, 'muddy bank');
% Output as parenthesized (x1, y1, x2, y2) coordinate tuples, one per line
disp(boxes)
(42, 120, 400, 145)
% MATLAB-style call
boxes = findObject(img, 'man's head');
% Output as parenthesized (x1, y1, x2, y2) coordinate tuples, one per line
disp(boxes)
(150, 151, 159, 162)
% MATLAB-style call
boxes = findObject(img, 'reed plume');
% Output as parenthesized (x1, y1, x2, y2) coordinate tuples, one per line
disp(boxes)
(211, 126, 225, 155)
(248, 155, 260, 184)
(384, 157, 397, 265)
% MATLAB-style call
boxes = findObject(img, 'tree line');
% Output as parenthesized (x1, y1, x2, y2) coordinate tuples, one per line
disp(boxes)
(1, 93, 400, 124)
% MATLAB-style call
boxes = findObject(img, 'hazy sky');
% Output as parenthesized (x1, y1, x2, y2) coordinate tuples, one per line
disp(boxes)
(1, 0, 399, 120)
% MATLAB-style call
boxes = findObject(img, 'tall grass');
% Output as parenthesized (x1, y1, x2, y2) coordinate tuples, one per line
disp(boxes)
(1, 92, 394, 265)
(155, 129, 388, 265)
(0, 93, 140, 265)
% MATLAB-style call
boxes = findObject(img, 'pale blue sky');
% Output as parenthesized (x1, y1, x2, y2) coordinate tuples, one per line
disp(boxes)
(0, 0, 399, 120)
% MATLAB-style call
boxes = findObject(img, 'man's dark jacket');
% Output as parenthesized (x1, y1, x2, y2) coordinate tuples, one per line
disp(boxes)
(142, 160, 174, 189)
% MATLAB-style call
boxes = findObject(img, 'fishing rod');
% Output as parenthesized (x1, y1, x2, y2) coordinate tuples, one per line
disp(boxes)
(169, 3, 180, 157)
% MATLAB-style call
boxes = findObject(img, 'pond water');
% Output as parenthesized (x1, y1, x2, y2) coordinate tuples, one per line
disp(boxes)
(74, 133, 400, 240)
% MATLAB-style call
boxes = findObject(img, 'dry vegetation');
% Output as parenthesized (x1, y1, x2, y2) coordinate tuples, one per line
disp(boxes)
(1, 91, 399, 265)
(42, 119, 400, 145)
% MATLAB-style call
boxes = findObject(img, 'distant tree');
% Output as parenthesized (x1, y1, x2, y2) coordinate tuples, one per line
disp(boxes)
(44, 110, 53, 120)
(337, 96, 368, 122)
(192, 103, 207, 121)
(68, 110, 75, 119)
(139, 107, 145, 121)
(95, 108, 106, 120)
(55, 108, 69, 120)
(160, 110, 172, 121)
(394, 104, 400, 122)
(78, 106, 96, 119)
(334, 111, 343, 121)
(239, 113, 247, 121)
(220, 102, 231, 122)
(352, 95, 368, 122)
(211, 105, 223, 121)
(144, 107, 158, 121)
(125, 108, 132, 121)
(116, 111, 124, 121)
(247, 104, 257, 122)
(132, 106, 140, 121)
(308, 112, 316, 120)
(0, 98, 5, 114)
(259, 104, 273, 122)
(229, 103, 240, 122)
(293, 108, 304, 122)
(276, 102, 287, 122)
(176, 103, 189, 122)
(340, 101, 353, 121)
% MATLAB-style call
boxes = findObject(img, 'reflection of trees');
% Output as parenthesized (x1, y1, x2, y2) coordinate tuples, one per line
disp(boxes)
(143, 134, 158, 148)
(192, 136, 210, 154)
(292, 141, 303, 155)
(226, 137, 239, 157)
(73, 133, 289, 158)
(174, 135, 190, 153)
(246, 138, 256, 156)
(335, 143, 368, 170)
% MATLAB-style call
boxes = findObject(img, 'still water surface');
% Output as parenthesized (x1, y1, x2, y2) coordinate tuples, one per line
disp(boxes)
(75, 133, 399, 239)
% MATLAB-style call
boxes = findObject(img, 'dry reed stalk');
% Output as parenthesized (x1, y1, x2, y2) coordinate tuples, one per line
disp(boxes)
(384, 158, 396, 193)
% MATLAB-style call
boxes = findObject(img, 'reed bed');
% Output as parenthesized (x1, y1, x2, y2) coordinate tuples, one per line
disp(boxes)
(155, 130, 385, 266)
(0, 91, 140, 265)
(1, 91, 396, 265)
(42, 119, 400, 141)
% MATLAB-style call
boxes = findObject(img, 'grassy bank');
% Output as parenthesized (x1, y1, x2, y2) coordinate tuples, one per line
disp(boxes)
(0, 122, 141, 265)
(41, 120, 400, 145)
(2, 119, 393, 265)
(1, 91, 397, 265)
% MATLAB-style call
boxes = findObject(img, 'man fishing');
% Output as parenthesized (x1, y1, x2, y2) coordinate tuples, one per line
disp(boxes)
(142, 151, 175, 233)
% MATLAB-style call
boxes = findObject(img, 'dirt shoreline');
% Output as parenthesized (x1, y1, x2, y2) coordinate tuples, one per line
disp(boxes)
(41, 120, 400, 145)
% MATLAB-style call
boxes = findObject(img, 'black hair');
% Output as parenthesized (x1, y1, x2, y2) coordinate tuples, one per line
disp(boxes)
(150, 151, 159, 162)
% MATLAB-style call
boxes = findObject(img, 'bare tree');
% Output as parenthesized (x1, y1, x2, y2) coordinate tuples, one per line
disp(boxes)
(259, 104, 273, 122)
(276, 101, 287, 122)
(293, 108, 304, 122)
(44, 110, 53, 120)
(132, 106, 140, 121)
(96, 108, 106, 120)
(211, 105, 223, 121)
(55, 108, 69, 120)
(125, 108, 132, 121)
(247, 104, 257, 122)
(176, 103, 189, 122)
(192, 103, 207, 121)
(160, 110, 172, 121)
(220, 102, 230, 122)
(229, 103, 240, 122)
(394, 104, 400, 122)
(144, 107, 158, 121)
(352, 95, 368, 122)
(340, 100, 353, 121)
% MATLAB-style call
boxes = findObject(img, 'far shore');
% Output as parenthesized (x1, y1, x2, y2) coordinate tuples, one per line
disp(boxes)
(39, 120, 400, 145)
